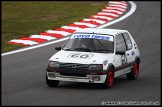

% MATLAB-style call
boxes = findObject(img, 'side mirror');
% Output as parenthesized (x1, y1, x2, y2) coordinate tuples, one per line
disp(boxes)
(116, 51, 125, 55)
(55, 47, 61, 51)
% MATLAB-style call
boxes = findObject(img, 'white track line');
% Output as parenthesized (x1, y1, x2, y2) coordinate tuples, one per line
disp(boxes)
(3, 37, 69, 56)
(46, 30, 71, 36)
(8, 39, 38, 45)
(2, 1, 136, 56)
(30, 35, 56, 40)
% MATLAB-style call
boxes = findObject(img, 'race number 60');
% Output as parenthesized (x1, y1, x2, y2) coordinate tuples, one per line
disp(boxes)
(67, 53, 93, 59)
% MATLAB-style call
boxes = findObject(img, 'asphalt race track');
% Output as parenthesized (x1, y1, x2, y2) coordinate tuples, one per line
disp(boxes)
(2, 1, 161, 106)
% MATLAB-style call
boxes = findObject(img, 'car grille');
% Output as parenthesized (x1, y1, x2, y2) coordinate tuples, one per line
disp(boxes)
(59, 63, 89, 77)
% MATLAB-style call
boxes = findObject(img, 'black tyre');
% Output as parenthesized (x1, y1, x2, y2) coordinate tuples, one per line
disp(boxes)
(127, 62, 139, 80)
(46, 73, 59, 87)
(102, 67, 114, 89)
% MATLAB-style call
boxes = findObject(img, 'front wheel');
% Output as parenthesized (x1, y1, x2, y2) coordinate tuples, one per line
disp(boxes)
(102, 67, 114, 89)
(46, 73, 60, 87)
(127, 62, 139, 80)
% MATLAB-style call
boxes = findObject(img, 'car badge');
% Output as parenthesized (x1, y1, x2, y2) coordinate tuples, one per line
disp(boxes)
(72, 64, 76, 68)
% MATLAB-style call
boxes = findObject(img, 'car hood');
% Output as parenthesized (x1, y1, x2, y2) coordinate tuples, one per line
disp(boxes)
(49, 50, 113, 64)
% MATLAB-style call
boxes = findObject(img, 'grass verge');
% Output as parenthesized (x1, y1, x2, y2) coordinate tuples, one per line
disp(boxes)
(2, 1, 107, 53)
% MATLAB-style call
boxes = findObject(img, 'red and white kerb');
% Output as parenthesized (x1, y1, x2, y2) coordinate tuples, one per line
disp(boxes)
(7, 1, 127, 46)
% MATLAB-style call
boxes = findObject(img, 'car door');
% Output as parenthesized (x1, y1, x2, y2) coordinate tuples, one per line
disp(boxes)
(122, 33, 135, 63)
(114, 33, 130, 77)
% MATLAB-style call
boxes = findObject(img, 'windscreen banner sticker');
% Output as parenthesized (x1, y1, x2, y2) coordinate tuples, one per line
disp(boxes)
(71, 34, 113, 41)
(67, 53, 93, 59)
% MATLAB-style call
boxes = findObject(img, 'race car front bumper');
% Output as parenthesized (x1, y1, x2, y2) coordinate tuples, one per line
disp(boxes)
(47, 72, 107, 83)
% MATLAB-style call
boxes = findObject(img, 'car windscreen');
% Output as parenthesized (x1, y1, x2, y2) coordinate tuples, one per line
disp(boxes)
(62, 33, 114, 53)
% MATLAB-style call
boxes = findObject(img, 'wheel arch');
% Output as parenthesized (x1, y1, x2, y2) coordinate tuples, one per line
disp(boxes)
(135, 56, 140, 63)
(107, 63, 115, 72)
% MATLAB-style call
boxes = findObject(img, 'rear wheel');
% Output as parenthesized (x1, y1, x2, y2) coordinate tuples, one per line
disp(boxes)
(102, 67, 114, 89)
(127, 62, 139, 80)
(46, 73, 59, 87)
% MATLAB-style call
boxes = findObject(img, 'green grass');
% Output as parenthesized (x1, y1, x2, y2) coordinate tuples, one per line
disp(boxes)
(2, 1, 107, 53)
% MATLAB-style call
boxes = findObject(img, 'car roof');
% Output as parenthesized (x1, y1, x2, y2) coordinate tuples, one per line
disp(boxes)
(74, 28, 128, 36)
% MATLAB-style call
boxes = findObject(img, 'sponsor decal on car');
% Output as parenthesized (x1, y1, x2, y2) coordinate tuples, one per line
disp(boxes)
(71, 34, 114, 41)
(103, 60, 108, 66)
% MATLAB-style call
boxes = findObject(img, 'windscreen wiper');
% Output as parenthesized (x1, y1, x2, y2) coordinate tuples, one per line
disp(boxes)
(94, 49, 113, 53)
(64, 48, 92, 52)
(64, 48, 75, 51)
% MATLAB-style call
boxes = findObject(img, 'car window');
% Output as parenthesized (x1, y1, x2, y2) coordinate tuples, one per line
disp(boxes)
(123, 33, 132, 50)
(62, 33, 114, 53)
(93, 39, 114, 51)
(116, 34, 127, 52)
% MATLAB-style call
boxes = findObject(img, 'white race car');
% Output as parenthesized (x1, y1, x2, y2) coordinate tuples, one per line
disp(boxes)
(46, 28, 140, 88)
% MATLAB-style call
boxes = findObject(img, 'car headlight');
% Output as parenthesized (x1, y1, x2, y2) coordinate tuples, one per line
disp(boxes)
(48, 61, 60, 68)
(88, 64, 103, 71)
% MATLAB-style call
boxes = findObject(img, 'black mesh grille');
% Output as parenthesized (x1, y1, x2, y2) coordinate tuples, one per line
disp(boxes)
(59, 63, 89, 77)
